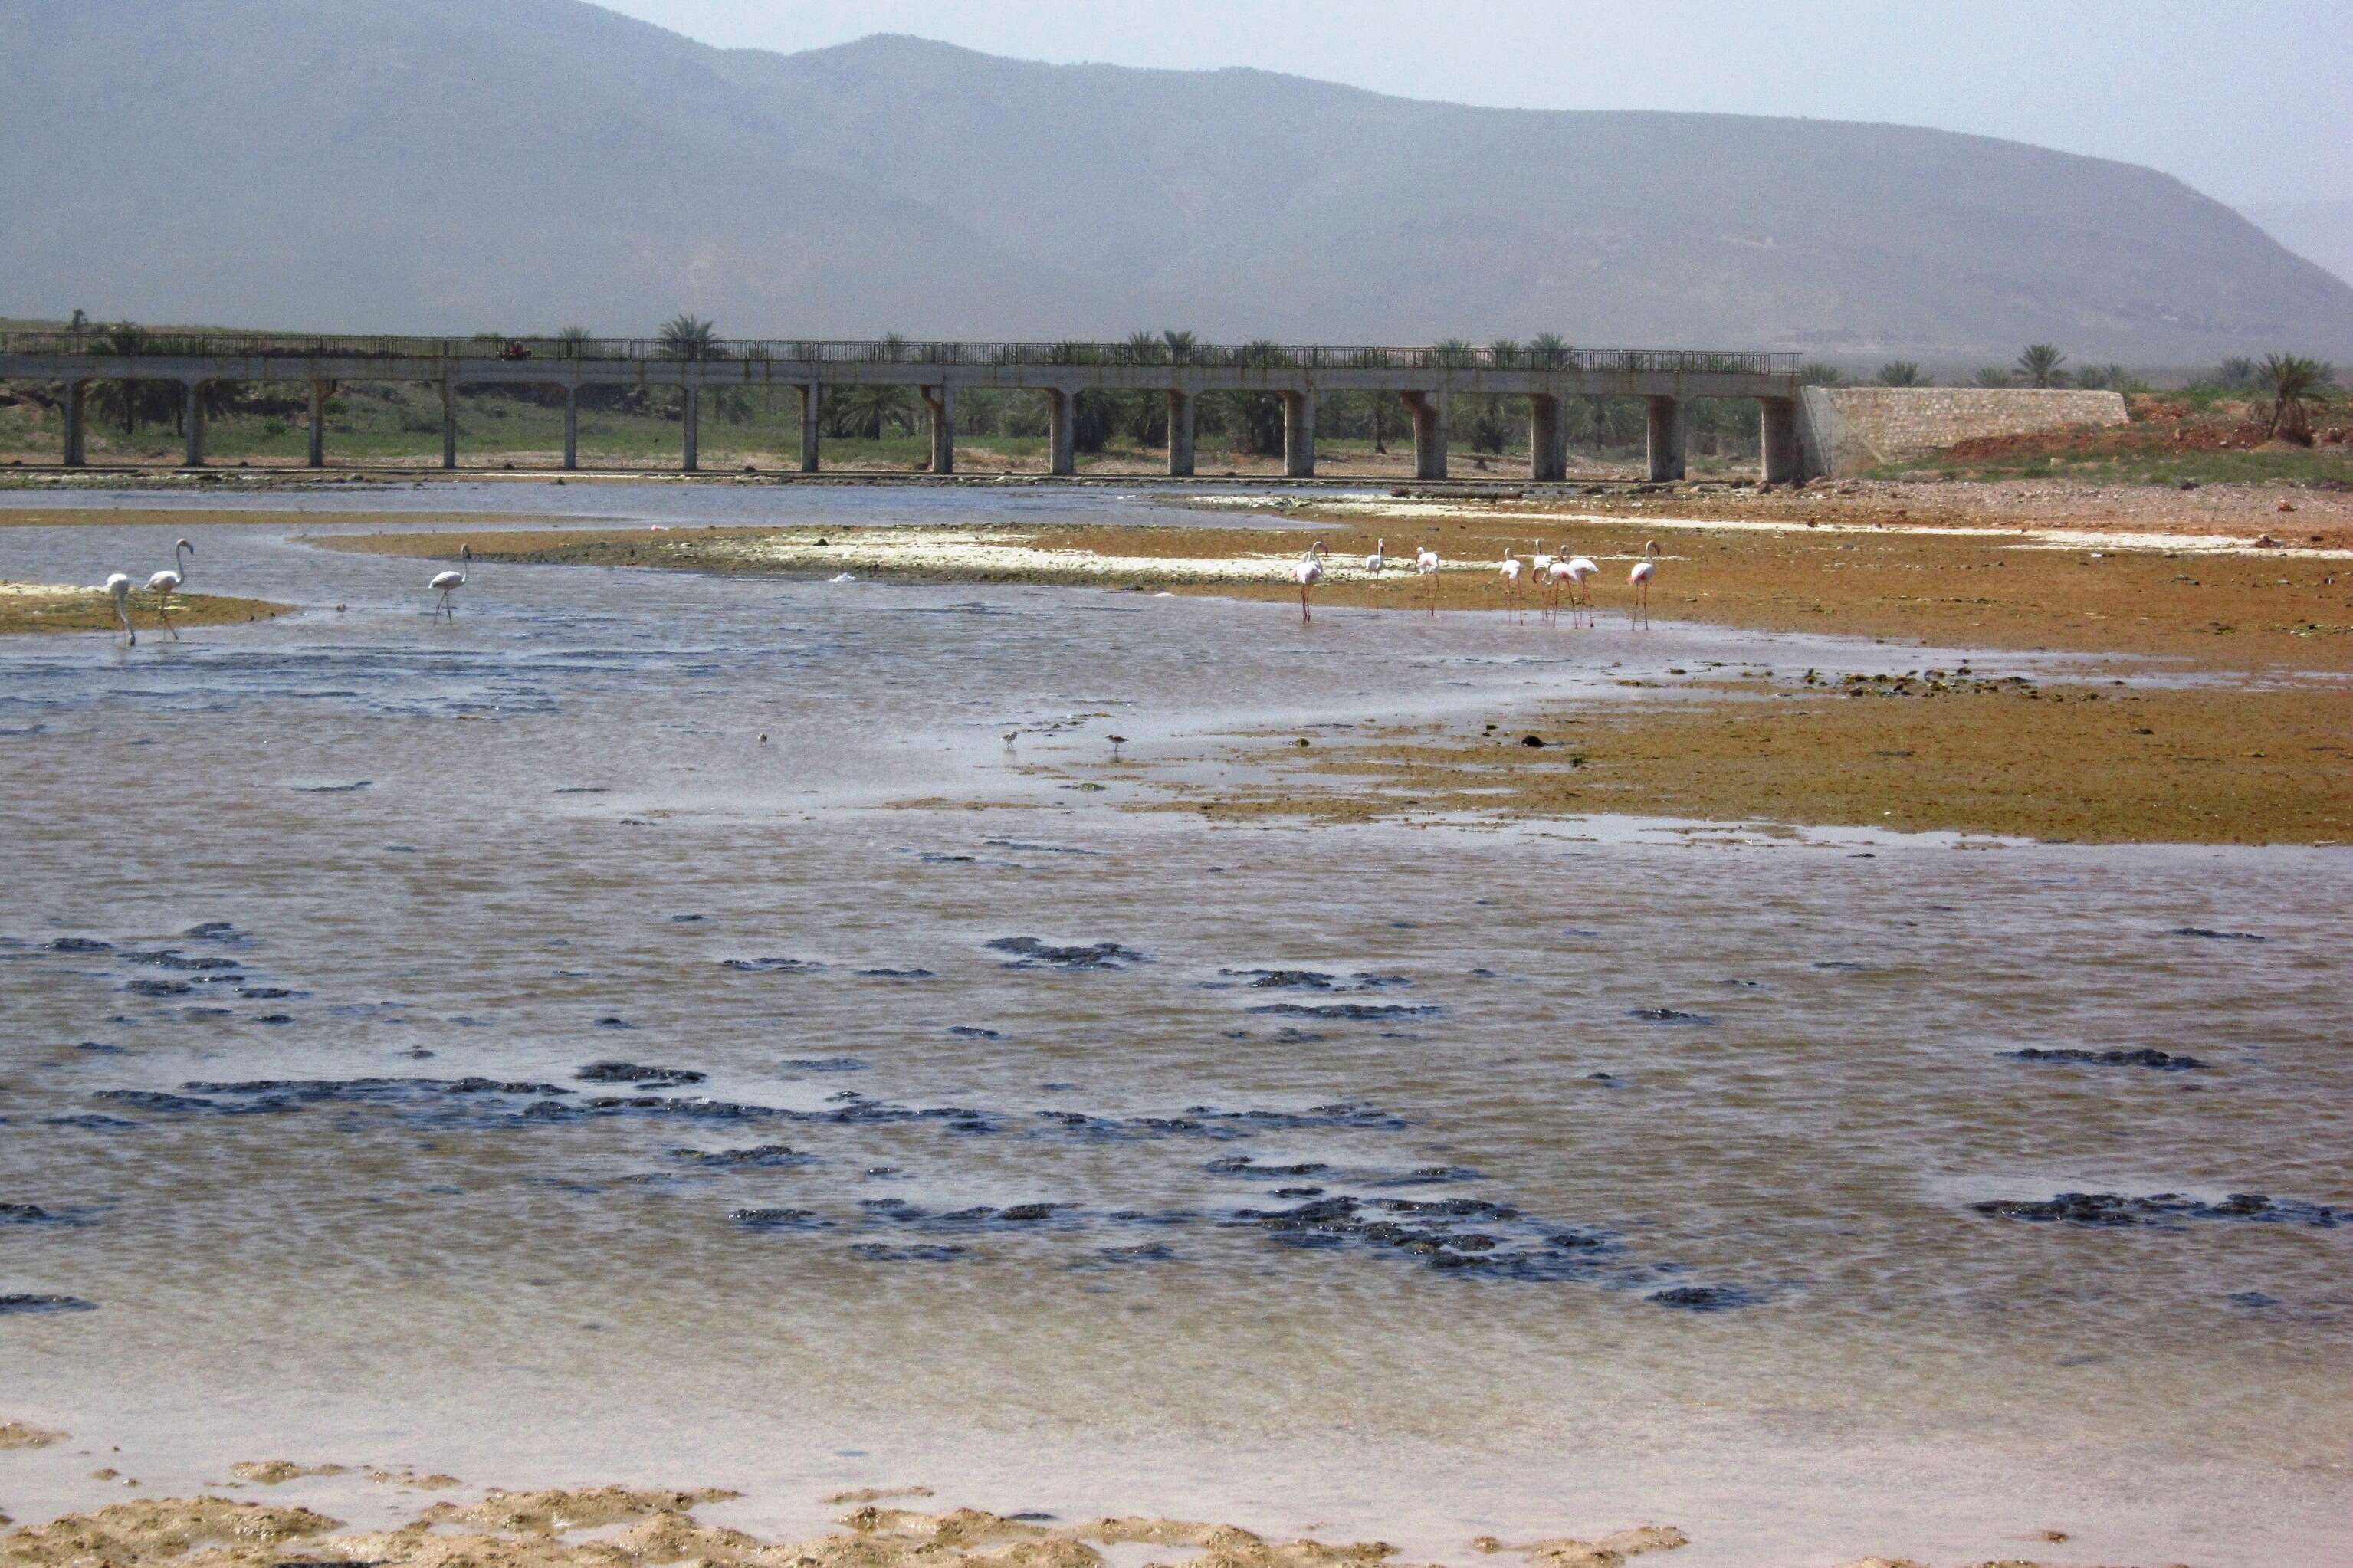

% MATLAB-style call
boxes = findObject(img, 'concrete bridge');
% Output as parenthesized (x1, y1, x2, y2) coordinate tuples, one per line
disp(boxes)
(0, 331, 1803, 482)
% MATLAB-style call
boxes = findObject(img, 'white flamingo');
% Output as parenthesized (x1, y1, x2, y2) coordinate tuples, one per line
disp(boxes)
(1291, 539, 1329, 624)
(104, 572, 135, 646)
(1542, 556, 1575, 623)
(431, 543, 471, 621)
(145, 538, 192, 640)
(1365, 538, 1387, 574)
(1497, 549, 1525, 620)
(1563, 556, 1599, 628)
(1414, 545, 1440, 617)
(1529, 540, 1555, 582)
(1628, 540, 1659, 629)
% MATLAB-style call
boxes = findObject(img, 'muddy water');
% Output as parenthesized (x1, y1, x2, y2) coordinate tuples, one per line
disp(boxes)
(2, 490, 2348, 1568)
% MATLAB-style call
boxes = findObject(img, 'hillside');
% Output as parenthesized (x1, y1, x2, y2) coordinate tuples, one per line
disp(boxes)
(4, 0, 2350, 361)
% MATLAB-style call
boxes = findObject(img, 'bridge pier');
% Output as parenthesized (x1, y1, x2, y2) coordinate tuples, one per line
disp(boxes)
(1529, 393, 1567, 481)
(1282, 390, 1317, 477)
(1166, 389, 1195, 477)
(563, 388, 579, 471)
(681, 386, 701, 473)
(1759, 396, 1799, 483)
(1645, 395, 1686, 481)
(182, 381, 205, 467)
(441, 380, 457, 470)
(62, 379, 86, 467)
(307, 379, 326, 467)
(920, 385, 954, 474)
(799, 383, 821, 473)
(1402, 391, 1449, 480)
(1046, 389, 1075, 476)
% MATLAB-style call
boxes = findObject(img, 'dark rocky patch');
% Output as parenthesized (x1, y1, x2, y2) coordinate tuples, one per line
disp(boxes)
(238, 987, 296, 999)
(0, 1294, 97, 1313)
(42, 1114, 143, 1130)
(1812, 960, 1871, 972)
(126, 979, 193, 996)
(2008, 1048, 2207, 1071)
(1224, 1193, 1629, 1282)
(781, 1057, 870, 1073)
(181, 1006, 235, 1020)
(291, 780, 372, 792)
(1246, 1002, 1440, 1021)
(730, 1207, 828, 1232)
(47, 937, 114, 953)
(1628, 1008, 1713, 1025)
(916, 852, 976, 864)
(1646, 1284, 1757, 1311)
(123, 950, 240, 971)
(0, 1203, 71, 1225)
(671, 914, 706, 923)
(2169, 927, 2266, 942)
(672, 1143, 811, 1168)
(255, 1014, 294, 1025)
(947, 1025, 1003, 1040)
(983, 839, 1101, 856)
(849, 1243, 967, 1262)
(988, 936, 1147, 971)
(592, 1016, 638, 1030)
(578, 1061, 707, 1087)
(856, 967, 937, 980)
(1972, 1192, 2345, 1228)
(720, 957, 828, 973)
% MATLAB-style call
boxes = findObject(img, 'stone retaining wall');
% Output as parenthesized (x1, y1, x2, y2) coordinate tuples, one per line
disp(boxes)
(1798, 386, 2129, 476)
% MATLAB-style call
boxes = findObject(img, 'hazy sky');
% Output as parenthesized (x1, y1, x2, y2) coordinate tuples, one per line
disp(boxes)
(595, 0, 2350, 205)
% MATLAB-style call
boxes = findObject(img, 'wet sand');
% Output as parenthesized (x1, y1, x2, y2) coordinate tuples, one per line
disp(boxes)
(329, 512, 2352, 844)
(0, 1471, 2007, 1568)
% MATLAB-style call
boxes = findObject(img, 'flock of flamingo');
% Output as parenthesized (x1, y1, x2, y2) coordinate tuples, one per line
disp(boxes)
(1292, 535, 1659, 626)
(93, 530, 1659, 645)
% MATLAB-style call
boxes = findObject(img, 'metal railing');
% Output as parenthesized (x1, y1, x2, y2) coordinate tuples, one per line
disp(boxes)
(0, 328, 1796, 378)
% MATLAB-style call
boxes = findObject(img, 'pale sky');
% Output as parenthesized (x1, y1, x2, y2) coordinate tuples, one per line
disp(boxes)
(593, 0, 2350, 206)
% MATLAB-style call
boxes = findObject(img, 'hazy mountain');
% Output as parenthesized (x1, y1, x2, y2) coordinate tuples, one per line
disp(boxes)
(2242, 200, 2353, 292)
(5, 0, 2350, 363)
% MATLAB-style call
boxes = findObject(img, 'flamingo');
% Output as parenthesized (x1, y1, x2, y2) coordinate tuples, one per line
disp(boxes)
(1414, 545, 1440, 616)
(1292, 539, 1330, 623)
(431, 543, 471, 621)
(1563, 556, 1599, 628)
(104, 572, 135, 646)
(1365, 538, 1387, 574)
(145, 538, 192, 640)
(1628, 540, 1659, 629)
(1529, 540, 1555, 584)
(1542, 556, 1575, 623)
(1497, 549, 1525, 620)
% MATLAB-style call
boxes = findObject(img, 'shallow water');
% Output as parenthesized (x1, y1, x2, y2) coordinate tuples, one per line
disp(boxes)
(2, 487, 2348, 1567)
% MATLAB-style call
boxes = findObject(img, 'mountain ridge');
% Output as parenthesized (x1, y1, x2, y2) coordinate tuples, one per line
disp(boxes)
(2, 0, 2347, 362)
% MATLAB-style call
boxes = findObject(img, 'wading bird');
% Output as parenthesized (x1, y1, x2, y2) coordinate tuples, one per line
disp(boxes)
(104, 572, 135, 645)
(431, 543, 471, 621)
(1292, 540, 1329, 623)
(145, 538, 192, 639)
(1498, 549, 1525, 620)
(1414, 545, 1440, 616)
(1365, 538, 1387, 574)
(1629, 541, 1659, 628)
(1563, 556, 1599, 628)
(1542, 556, 1575, 623)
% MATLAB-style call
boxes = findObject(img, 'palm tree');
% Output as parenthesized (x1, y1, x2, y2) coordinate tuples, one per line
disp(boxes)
(1486, 338, 1523, 369)
(554, 326, 593, 360)
(1972, 367, 2014, 388)
(2258, 353, 2334, 444)
(658, 314, 715, 359)
(1528, 333, 1570, 369)
(2015, 344, 2067, 388)
(1161, 330, 1197, 365)
(1121, 331, 1167, 367)
(1432, 338, 1477, 370)
(1797, 362, 1846, 386)
(1876, 361, 1924, 386)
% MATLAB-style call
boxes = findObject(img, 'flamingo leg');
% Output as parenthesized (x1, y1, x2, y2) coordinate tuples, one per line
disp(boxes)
(158, 595, 178, 640)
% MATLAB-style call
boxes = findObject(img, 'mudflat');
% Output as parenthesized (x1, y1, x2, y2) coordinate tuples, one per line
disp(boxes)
(327, 484, 2353, 845)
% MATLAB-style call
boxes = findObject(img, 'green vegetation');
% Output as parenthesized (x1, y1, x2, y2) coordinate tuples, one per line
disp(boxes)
(1875, 361, 1924, 386)
(2015, 343, 2067, 387)
(2258, 353, 2336, 444)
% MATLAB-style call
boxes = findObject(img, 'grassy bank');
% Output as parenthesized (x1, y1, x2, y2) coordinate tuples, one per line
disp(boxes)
(0, 583, 290, 637)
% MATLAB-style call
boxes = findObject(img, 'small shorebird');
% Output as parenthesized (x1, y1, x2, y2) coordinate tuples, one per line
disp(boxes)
(1108, 734, 1129, 761)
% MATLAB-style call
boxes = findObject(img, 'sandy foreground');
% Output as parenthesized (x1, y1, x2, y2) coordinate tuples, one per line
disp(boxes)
(0, 1459, 2059, 1568)
(327, 486, 2353, 846)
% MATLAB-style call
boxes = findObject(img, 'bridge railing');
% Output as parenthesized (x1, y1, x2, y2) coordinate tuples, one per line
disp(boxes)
(0, 328, 1795, 377)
